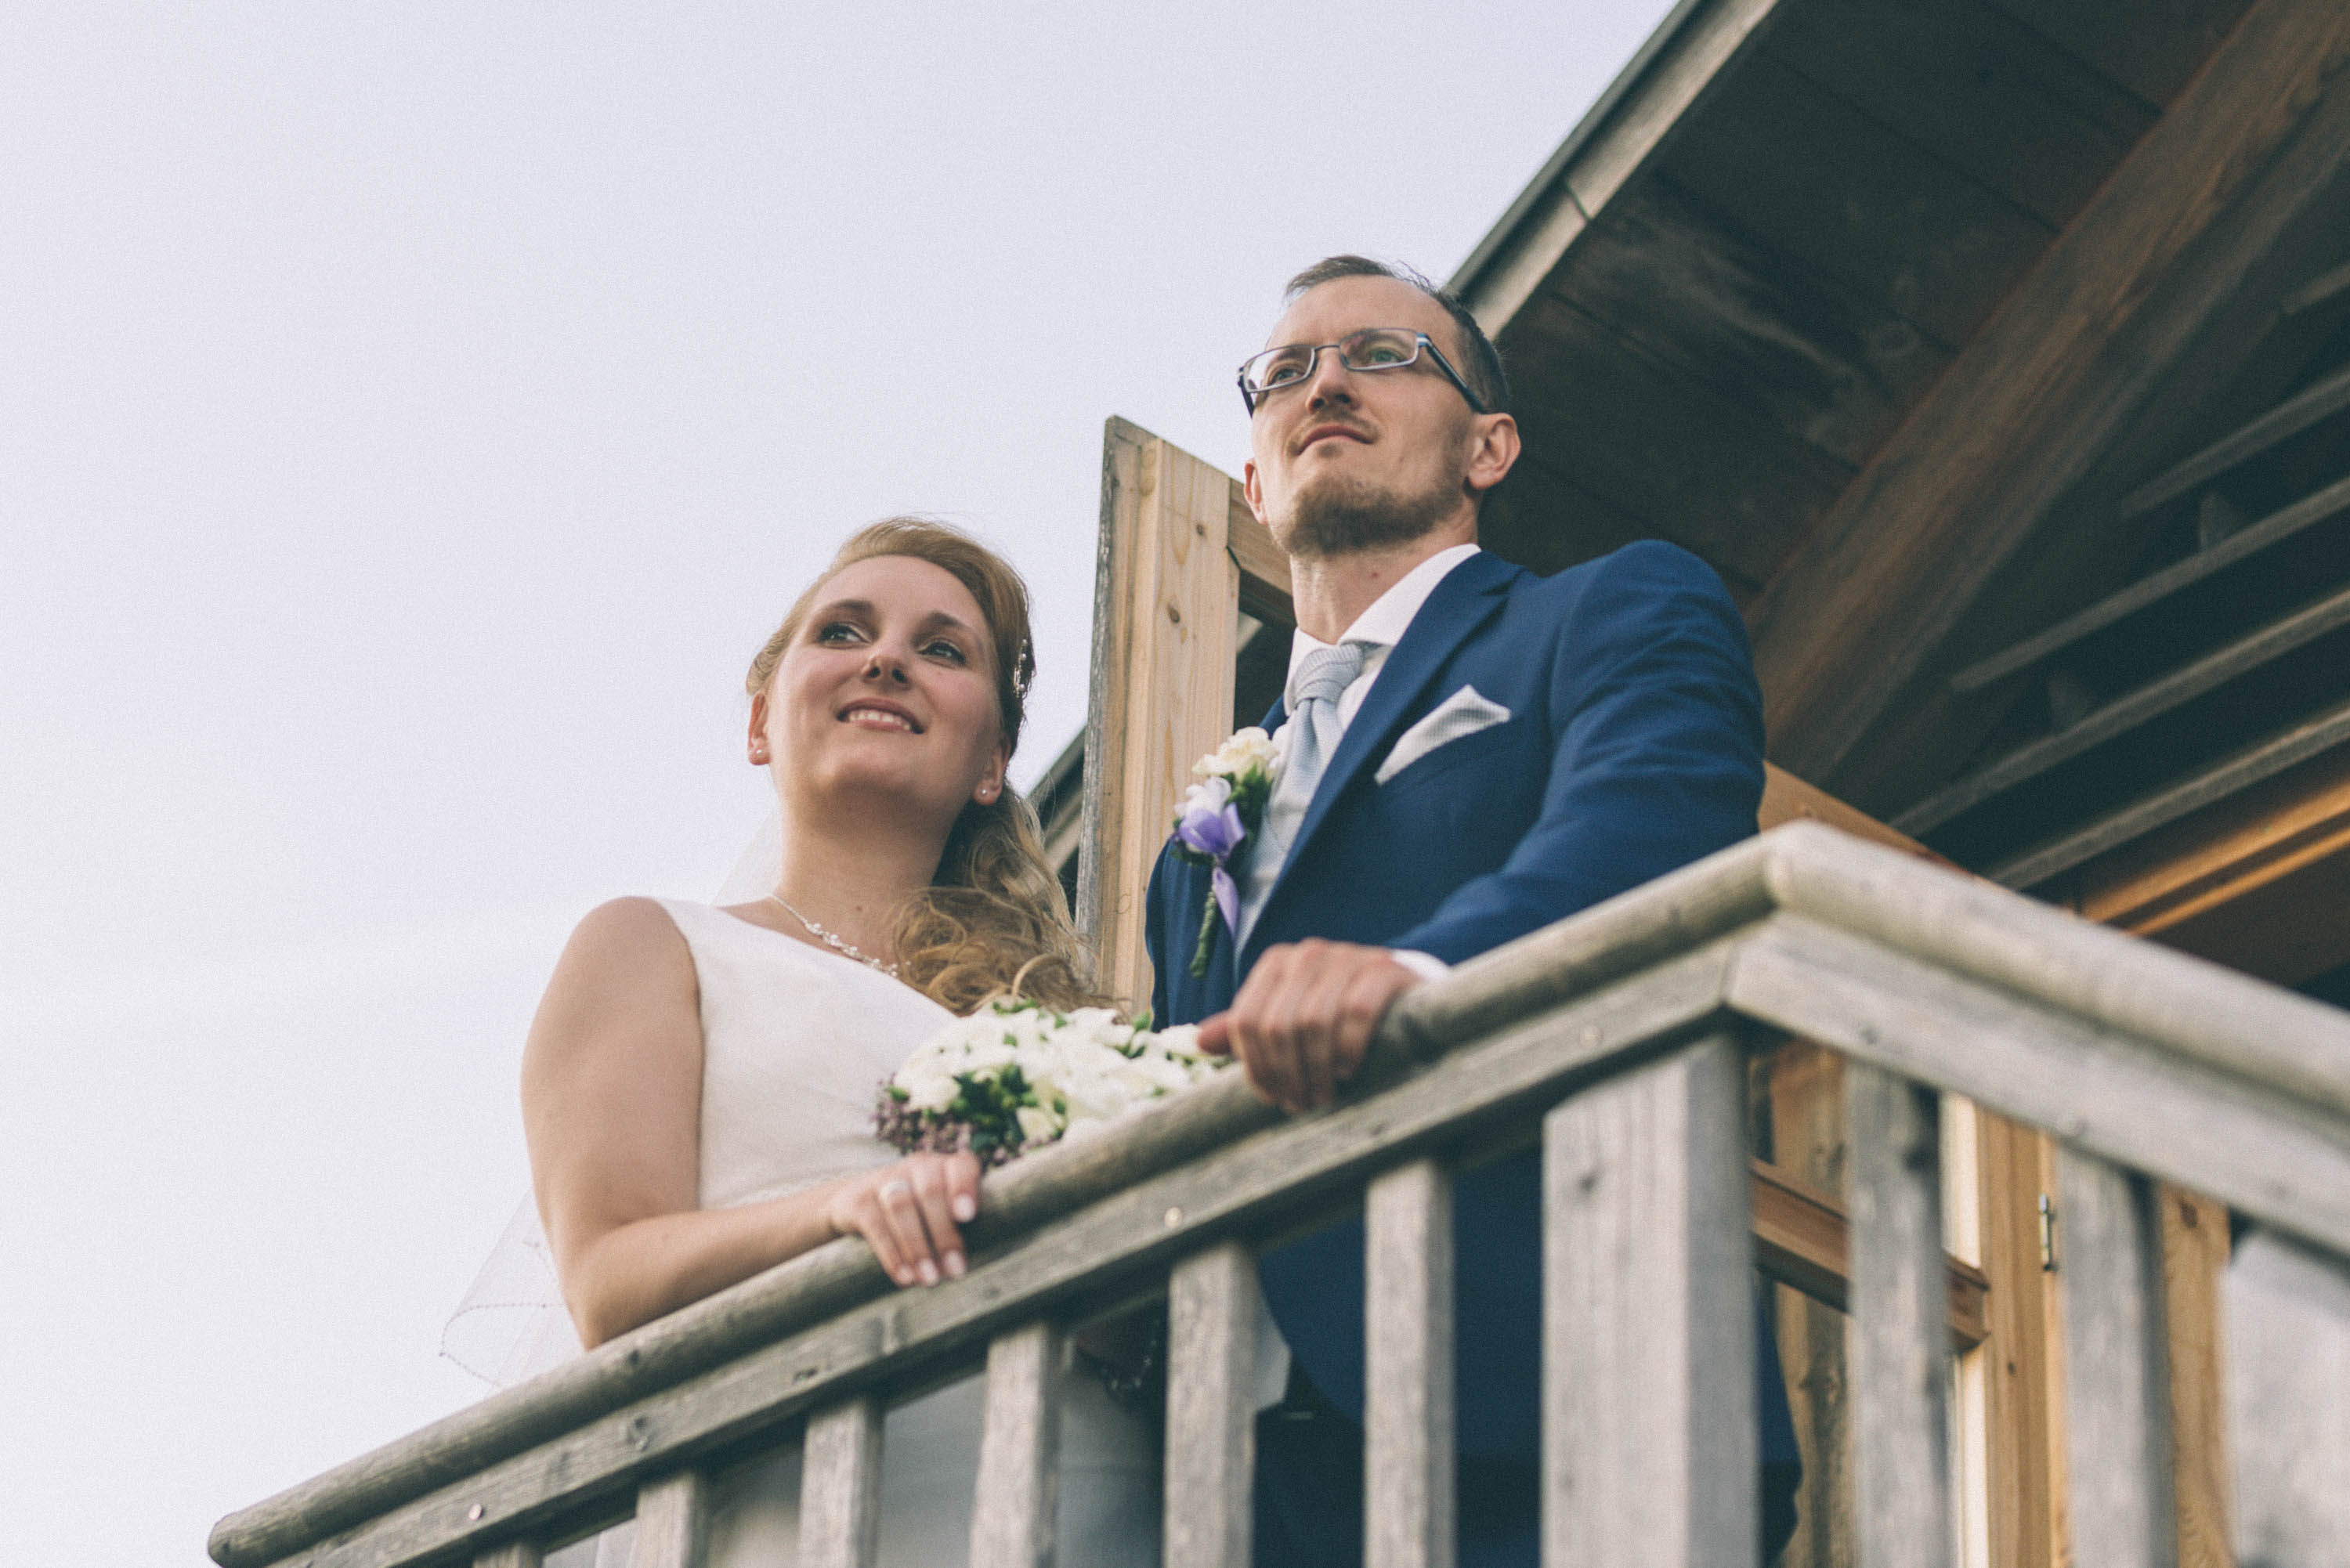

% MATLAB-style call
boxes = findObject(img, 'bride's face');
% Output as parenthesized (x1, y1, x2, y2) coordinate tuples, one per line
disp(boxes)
(753, 554, 1009, 829)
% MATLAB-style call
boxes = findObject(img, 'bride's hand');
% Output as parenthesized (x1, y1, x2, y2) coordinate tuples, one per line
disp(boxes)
(827, 1153, 982, 1288)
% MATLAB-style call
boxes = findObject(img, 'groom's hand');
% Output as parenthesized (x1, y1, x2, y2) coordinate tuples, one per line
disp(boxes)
(1197, 940, 1423, 1114)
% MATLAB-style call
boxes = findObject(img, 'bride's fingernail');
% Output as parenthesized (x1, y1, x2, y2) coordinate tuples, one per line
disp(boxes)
(953, 1195, 976, 1222)
(945, 1250, 966, 1278)
(918, 1259, 939, 1286)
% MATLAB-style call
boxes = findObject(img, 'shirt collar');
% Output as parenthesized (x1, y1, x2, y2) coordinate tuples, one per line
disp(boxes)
(1285, 543, 1482, 692)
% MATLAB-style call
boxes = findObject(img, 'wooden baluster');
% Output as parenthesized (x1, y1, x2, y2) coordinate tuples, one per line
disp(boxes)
(631, 1471, 709, 1568)
(1544, 1034, 1755, 1568)
(1165, 1241, 1258, 1568)
(2056, 1152, 2177, 1568)
(1846, 1064, 1951, 1568)
(2225, 1226, 2350, 1565)
(1367, 1158, 1455, 1568)
(799, 1393, 886, 1568)
(970, 1321, 1064, 1568)
(472, 1543, 542, 1568)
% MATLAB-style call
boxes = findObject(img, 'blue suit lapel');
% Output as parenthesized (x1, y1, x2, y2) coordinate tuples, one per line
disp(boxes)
(1242, 551, 1517, 966)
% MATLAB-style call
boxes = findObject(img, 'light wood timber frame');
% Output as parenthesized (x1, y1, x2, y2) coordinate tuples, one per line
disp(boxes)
(1070, 417, 2060, 1567)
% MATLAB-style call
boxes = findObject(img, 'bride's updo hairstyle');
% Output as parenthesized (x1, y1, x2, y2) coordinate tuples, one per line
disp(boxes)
(746, 518, 1098, 1015)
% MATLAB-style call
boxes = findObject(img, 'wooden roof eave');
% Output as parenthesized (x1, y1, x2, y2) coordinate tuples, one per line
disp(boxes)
(1448, 0, 1783, 337)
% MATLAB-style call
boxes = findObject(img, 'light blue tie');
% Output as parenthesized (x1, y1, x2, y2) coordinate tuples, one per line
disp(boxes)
(1238, 641, 1371, 947)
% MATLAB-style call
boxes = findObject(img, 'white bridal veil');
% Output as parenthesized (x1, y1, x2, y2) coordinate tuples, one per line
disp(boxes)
(440, 811, 785, 1387)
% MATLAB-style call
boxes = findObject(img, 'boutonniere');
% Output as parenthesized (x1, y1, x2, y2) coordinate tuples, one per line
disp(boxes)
(1169, 726, 1278, 977)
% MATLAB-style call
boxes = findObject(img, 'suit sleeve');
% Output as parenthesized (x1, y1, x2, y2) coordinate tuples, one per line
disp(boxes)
(1386, 540, 1765, 963)
(1143, 847, 1172, 1028)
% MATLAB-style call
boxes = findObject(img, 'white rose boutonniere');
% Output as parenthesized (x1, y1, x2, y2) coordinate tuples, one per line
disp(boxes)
(1167, 725, 1278, 977)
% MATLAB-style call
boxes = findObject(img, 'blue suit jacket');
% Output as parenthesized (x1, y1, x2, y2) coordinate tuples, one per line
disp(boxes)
(1143, 542, 1799, 1560)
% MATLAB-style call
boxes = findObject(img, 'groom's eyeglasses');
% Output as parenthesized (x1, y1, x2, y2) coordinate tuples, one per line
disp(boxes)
(1236, 327, 1491, 416)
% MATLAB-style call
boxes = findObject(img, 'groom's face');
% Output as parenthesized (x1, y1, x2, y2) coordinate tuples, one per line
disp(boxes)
(1242, 274, 1487, 561)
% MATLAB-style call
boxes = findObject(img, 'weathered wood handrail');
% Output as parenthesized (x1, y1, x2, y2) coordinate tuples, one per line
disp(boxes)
(212, 822, 2350, 1568)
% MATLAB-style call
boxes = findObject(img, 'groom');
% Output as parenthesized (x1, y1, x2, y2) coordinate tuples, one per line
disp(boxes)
(1143, 257, 1801, 1566)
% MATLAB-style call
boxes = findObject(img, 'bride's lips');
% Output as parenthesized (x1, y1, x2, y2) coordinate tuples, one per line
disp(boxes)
(839, 699, 924, 733)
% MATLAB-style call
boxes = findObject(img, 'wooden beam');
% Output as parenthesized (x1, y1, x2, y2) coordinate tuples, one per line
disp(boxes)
(1751, 1158, 1989, 1348)
(2075, 733, 2350, 983)
(1746, 0, 2350, 786)
(1076, 418, 1242, 1010)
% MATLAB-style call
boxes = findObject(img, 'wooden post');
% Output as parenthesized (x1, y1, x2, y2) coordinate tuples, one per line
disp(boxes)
(2224, 1228, 2350, 1566)
(2056, 1154, 2177, 1568)
(631, 1471, 709, 1568)
(971, 1321, 1065, 1568)
(1544, 1033, 1757, 1567)
(1366, 1158, 1456, 1568)
(1847, 1065, 1951, 1568)
(472, 1544, 542, 1568)
(1077, 418, 1242, 1007)
(798, 1394, 885, 1568)
(1164, 1241, 1259, 1568)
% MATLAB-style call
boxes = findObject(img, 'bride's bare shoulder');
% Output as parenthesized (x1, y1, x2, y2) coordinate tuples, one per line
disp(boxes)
(550, 898, 694, 988)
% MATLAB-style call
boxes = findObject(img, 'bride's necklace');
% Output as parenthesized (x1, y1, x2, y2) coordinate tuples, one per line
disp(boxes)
(767, 893, 901, 978)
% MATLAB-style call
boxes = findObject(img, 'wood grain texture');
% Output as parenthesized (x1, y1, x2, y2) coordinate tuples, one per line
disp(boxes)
(2077, 735, 2350, 986)
(1661, 52, 2052, 356)
(2158, 1187, 2234, 1568)
(2055, 1153, 2176, 1568)
(1760, 1039, 1854, 1568)
(1985, 0, 2251, 110)
(1846, 1065, 1952, 1568)
(1222, 490, 1291, 629)
(629, 1472, 708, 1568)
(797, 1395, 883, 1568)
(1750, 1157, 1988, 1347)
(1972, 1111, 2062, 1568)
(1764, 0, 2152, 232)
(1544, 1035, 1756, 1568)
(1726, 910, 2350, 1259)
(1542, 178, 1951, 469)
(1748, 0, 2350, 786)
(1163, 1241, 1256, 1568)
(1759, 766, 1949, 865)
(1077, 417, 1238, 1010)
(2223, 1228, 2350, 1566)
(1365, 1159, 1454, 1568)
(1504, 289, 1849, 588)
(970, 1323, 1064, 1568)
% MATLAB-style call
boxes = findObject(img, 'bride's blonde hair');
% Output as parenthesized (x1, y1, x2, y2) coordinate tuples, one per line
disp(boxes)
(746, 518, 1099, 1015)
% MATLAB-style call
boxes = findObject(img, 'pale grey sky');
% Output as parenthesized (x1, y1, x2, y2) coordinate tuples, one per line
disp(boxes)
(1, 4, 1675, 1560)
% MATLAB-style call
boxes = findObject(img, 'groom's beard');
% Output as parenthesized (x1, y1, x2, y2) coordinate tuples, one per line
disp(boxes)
(1277, 466, 1460, 561)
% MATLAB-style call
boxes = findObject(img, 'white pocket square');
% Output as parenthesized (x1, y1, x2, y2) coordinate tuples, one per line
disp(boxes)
(1376, 685, 1513, 784)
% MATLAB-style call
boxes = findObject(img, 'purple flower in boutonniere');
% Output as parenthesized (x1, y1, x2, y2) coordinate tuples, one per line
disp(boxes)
(1168, 727, 1278, 977)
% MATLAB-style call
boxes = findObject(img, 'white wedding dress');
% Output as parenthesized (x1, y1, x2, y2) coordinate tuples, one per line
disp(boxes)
(514, 899, 1162, 1567)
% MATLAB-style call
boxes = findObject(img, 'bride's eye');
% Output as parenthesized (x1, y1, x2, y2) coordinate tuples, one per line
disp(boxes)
(924, 638, 969, 664)
(815, 621, 865, 645)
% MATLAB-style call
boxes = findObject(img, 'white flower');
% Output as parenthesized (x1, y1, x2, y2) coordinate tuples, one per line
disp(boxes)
(1195, 726, 1277, 783)
(1016, 1104, 1063, 1145)
(895, 1068, 959, 1113)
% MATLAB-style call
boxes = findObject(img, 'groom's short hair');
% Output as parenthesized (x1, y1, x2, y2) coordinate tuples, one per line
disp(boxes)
(1283, 255, 1512, 416)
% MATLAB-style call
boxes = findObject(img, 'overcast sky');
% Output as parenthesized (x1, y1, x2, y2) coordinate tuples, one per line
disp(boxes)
(1, 4, 1675, 1561)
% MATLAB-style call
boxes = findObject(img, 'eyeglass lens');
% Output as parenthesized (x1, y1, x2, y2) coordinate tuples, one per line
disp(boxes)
(1245, 328, 1423, 393)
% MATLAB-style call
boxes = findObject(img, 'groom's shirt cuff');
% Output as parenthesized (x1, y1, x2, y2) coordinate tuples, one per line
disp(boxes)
(1388, 948, 1450, 983)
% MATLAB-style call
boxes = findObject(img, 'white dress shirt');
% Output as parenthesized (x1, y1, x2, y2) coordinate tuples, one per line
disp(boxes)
(1233, 542, 1480, 974)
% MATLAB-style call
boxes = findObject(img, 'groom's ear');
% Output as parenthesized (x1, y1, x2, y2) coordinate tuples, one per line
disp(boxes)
(1242, 458, 1268, 527)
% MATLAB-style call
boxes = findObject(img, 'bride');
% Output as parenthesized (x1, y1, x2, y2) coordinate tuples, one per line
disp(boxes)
(522, 518, 1158, 1566)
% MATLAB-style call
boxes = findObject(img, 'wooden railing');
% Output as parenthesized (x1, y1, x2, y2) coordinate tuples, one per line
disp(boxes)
(210, 822, 2350, 1568)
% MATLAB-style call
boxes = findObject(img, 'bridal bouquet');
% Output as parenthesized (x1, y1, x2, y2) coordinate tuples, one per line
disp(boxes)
(873, 998, 1226, 1168)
